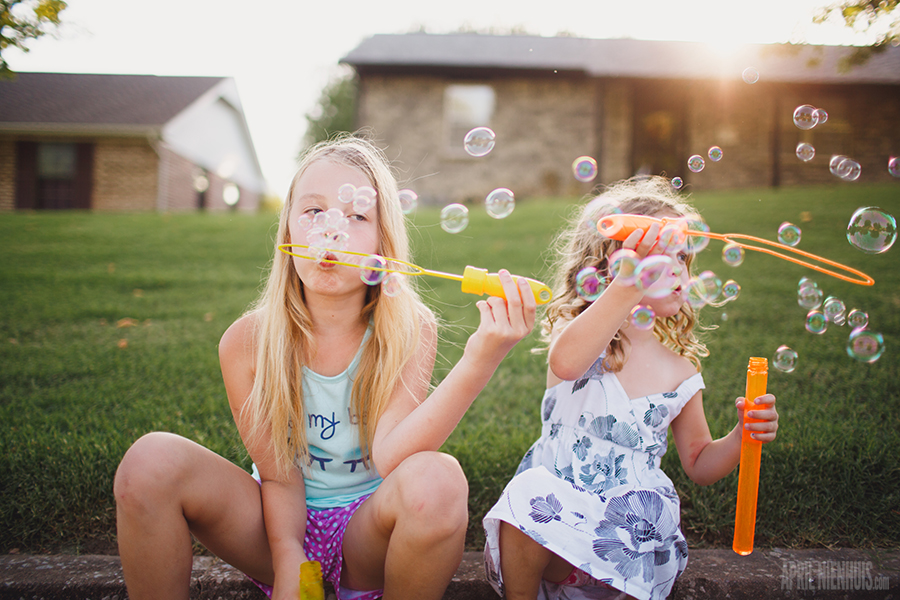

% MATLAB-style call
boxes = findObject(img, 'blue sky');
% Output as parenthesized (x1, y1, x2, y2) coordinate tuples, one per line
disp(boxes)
(6, 0, 869, 196)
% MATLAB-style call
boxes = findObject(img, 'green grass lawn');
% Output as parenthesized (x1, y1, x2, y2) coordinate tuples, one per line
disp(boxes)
(1, 183, 898, 554)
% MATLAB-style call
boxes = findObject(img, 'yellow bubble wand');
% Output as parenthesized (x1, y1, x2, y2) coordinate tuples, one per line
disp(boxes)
(596, 214, 874, 286)
(278, 244, 553, 304)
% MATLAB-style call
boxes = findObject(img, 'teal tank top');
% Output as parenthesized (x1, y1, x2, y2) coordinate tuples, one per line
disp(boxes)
(301, 326, 382, 509)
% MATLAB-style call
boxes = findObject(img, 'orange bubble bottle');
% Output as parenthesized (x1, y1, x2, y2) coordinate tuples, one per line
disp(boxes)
(733, 357, 768, 556)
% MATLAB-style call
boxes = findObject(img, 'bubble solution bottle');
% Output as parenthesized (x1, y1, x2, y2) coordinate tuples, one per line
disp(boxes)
(733, 357, 768, 556)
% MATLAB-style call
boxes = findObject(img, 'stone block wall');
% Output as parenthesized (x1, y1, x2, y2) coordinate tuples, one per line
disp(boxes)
(357, 73, 601, 205)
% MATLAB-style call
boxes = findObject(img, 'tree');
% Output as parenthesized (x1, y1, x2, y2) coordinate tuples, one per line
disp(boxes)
(814, 0, 900, 70)
(301, 68, 358, 149)
(0, 0, 67, 78)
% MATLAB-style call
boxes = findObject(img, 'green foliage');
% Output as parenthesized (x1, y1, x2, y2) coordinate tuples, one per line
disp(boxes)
(0, 0, 67, 78)
(301, 68, 358, 150)
(814, 0, 900, 70)
(0, 185, 898, 554)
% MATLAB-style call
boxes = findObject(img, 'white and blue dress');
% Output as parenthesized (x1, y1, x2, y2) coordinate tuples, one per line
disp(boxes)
(483, 357, 705, 600)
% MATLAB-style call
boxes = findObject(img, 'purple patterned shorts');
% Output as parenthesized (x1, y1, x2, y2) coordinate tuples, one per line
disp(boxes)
(249, 493, 383, 600)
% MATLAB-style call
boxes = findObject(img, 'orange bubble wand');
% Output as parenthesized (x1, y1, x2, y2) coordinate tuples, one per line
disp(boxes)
(733, 357, 768, 556)
(596, 214, 874, 286)
(277, 244, 553, 305)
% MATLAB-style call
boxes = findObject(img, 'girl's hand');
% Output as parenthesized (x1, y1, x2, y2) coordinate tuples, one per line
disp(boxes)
(622, 222, 662, 259)
(736, 394, 779, 443)
(468, 270, 536, 365)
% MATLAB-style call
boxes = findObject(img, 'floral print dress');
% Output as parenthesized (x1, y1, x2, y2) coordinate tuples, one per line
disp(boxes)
(483, 357, 705, 600)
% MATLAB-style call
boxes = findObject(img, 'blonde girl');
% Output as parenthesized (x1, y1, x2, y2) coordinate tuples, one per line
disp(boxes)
(115, 135, 536, 600)
(483, 176, 778, 600)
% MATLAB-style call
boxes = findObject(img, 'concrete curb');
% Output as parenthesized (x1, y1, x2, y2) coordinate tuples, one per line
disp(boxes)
(1, 549, 897, 599)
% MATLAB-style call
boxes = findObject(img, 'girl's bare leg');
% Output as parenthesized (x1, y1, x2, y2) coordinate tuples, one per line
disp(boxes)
(498, 521, 575, 600)
(339, 451, 469, 600)
(114, 432, 274, 600)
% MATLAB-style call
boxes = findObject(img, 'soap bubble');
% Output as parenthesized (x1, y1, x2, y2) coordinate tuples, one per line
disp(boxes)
(708, 146, 723, 162)
(813, 108, 828, 125)
(830, 155, 861, 181)
(889, 157, 900, 178)
(575, 266, 607, 301)
(687, 155, 705, 173)
(722, 243, 745, 267)
(635, 255, 682, 298)
(325, 230, 350, 252)
(846, 207, 896, 254)
(847, 309, 868, 329)
(352, 186, 378, 213)
(297, 213, 314, 230)
(629, 305, 656, 330)
(381, 273, 403, 297)
(360, 255, 388, 286)
(840, 159, 861, 181)
(658, 223, 687, 253)
(682, 218, 710, 254)
(793, 105, 817, 130)
(671, 177, 684, 190)
(398, 189, 418, 215)
(796, 142, 815, 162)
(698, 270, 722, 302)
(742, 67, 759, 84)
(722, 279, 741, 301)
(464, 126, 495, 157)
(778, 222, 801, 247)
(609, 249, 640, 286)
(773, 345, 798, 373)
(823, 296, 846, 323)
(572, 156, 598, 182)
(683, 276, 709, 309)
(325, 208, 349, 230)
(805, 310, 828, 334)
(846, 328, 884, 363)
(338, 183, 356, 203)
(440, 203, 469, 234)
(797, 281, 823, 310)
(485, 188, 515, 219)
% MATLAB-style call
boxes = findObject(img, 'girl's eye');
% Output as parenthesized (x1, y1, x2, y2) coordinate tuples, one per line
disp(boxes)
(304, 207, 322, 215)
(677, 252, 688, 263)
(349, 213, 367, 222)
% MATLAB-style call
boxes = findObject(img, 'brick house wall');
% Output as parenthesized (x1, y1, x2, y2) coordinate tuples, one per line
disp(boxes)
(354, 71, 900, 198)
(0, 134, 261, 212)
(0, 139, 14, 211)
(91, 137, 159, 211)
(356, 73, 601, 205)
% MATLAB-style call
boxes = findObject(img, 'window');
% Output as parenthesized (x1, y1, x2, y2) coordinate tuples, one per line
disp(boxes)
(38, 143, 76, 179)
(443, 84, 495, 154)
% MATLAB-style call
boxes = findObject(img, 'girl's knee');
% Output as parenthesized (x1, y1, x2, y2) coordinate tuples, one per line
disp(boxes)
(394, 452, 468, 531)
(114, 432, 190, 509)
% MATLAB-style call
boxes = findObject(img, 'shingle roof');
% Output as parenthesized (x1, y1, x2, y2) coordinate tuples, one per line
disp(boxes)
(0, 72, 225, 127)
(342, 34, 900, 85)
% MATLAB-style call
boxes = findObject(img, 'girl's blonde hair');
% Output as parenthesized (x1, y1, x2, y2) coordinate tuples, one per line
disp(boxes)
(243, 134, 433, 481)
(542, 175, 708, 372)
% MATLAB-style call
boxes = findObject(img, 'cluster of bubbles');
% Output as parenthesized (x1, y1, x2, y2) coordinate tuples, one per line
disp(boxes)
(790, 277, 884, 366)
(792, 104, 828, 131)
(337, 183, 378, 213)
(298, 207, 351, 259)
